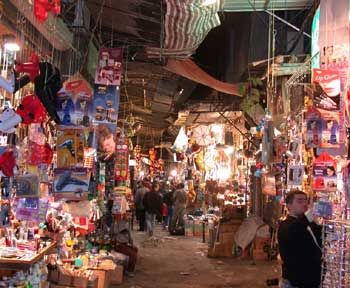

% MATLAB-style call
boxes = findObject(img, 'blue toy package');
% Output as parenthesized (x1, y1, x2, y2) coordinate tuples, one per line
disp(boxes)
(314, 200, 333, 218)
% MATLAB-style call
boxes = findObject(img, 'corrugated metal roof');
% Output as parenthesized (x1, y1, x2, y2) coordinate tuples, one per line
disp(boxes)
(222, 0, 313, 12)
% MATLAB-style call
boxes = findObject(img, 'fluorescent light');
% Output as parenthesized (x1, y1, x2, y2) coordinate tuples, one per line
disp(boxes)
(202, 0, 219, 6)
(4, 43, 20, 52)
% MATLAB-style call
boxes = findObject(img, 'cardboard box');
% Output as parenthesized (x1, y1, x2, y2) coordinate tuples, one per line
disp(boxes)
(219, 232, 234, 244)
(109, 265, 123, 285)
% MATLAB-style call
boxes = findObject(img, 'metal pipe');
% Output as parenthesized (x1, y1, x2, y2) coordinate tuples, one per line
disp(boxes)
(264, 10, 311, 38)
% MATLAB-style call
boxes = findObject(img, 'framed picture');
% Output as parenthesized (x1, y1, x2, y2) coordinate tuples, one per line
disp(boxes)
(14, 175, 39, 198)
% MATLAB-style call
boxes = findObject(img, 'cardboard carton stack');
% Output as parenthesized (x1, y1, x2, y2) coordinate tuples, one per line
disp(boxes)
(208, 220, 242, 257)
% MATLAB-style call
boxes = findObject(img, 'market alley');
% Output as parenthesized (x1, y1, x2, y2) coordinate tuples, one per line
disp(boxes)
(118, 226, 280, 288)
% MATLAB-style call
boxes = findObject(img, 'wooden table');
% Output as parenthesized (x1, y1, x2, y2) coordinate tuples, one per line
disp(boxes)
(0, 241, 56, 270)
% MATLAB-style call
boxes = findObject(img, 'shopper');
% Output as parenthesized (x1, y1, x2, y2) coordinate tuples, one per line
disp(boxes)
(135, 181, 149, 231)
(278, 190, 322, 288)
(163, 187, 174, 230)
(142, 181, 162, 237)
(170, 183, 187, 233)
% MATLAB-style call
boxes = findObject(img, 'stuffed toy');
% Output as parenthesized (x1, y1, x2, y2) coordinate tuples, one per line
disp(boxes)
(15, 53, 40, 81)
(0, 108, 22, 134)
(0, 150, 16, 177)
(16, 94, 47, 124)
(34, 62, 62, 123)
(34, 0, 61, 22)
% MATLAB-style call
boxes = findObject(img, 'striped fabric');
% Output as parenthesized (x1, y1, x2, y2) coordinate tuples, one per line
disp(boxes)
(146, 0, 221, 58)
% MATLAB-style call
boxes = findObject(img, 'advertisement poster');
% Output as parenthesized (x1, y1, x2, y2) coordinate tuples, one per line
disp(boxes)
(53, 168, 90, 200)
(115, 137, 129, 181)
(313, 152, 337, 191)
(94, 47, 123, 86)
(319, 109, 340, 148)
(57, 77, 93, 126)
(92, 85, 119, 124)
(305, 107, 322, 148)
(95, 123, 117, 162)
(56, 127, 85, 168)
(313, 69, 341, 111)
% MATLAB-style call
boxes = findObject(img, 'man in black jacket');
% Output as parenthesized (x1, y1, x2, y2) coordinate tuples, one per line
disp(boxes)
(143, 182, 162, 237)
(278, 190, 322, 288)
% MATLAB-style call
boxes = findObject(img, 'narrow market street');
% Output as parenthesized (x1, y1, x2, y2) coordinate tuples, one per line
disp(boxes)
(118, 226, 280, 288)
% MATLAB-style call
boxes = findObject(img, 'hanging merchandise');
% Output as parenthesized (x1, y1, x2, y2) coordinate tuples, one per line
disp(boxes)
(261, 119, 274, 165)
(34, 62, 62, 124)
(92, 84, 119, 124)
(115, 138, 129, 181)
(14, 174, 40, 197)
(57, 77, 93, 126)
(305, 107, 322, 149)
(28, 141, 53, 165)
(95, 48, 123, 86)
(312, 69, 341, 111)
(56, 127, 85, 168)
(0, 149, 16, 177)
(312, 152, 337, 192)
(15, 53, 40, 81)
(33, 0, 61, 22)
(53, 168, 90, 200)
(16, 94, 47, 124)
(262, 174, 277, 196)
(0, 108, 22, 134)
(0, 72, 30, 94)
(15, 198, 49, 223)
(288, 165, 304, 186)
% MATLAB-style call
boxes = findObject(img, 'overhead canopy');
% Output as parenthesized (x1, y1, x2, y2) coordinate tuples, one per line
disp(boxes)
(165, 59, 242, 96)
(146, 0, 221, 58)
(222, 0, 314, 12)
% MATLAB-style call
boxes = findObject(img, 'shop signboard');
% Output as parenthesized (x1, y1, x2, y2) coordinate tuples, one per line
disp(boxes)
(94, 47, 123, 86)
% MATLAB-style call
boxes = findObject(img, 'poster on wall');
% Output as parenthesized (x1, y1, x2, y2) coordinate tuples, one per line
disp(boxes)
(115, 137, 129, 181)
(56, 127, 85, 168)
(94, 47, 123, 86)
(92, 85, 119, 124)
(313, 69, 341, 111)
(57, 77, 93, 126)
(313, 152, 337, 192)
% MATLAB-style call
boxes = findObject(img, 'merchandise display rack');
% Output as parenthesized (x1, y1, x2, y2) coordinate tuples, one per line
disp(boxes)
(322, 219, 350, 288)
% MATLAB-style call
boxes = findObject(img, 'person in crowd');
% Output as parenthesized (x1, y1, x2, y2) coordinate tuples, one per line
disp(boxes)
(170, 183, 187, 232)
(162, 186, 174, 230)
(134, 181, 149, 231)
(278, 190, 322, 288)
(142, 181, 162, 237)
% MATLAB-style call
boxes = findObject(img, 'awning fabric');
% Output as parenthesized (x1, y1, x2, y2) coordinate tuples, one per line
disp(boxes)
(146, 0, 221, 59)
(165, 59, 242, 96)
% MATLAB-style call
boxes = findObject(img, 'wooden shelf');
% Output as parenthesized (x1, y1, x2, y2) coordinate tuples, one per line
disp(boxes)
(0, 241, 56, 270)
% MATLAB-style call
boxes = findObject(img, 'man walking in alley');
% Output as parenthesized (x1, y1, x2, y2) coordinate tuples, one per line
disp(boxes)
(170, 183, 187, 234)
(278, 190, 322, 288)
(143, 181, 162, 237)
(135, 181, 149, 231)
